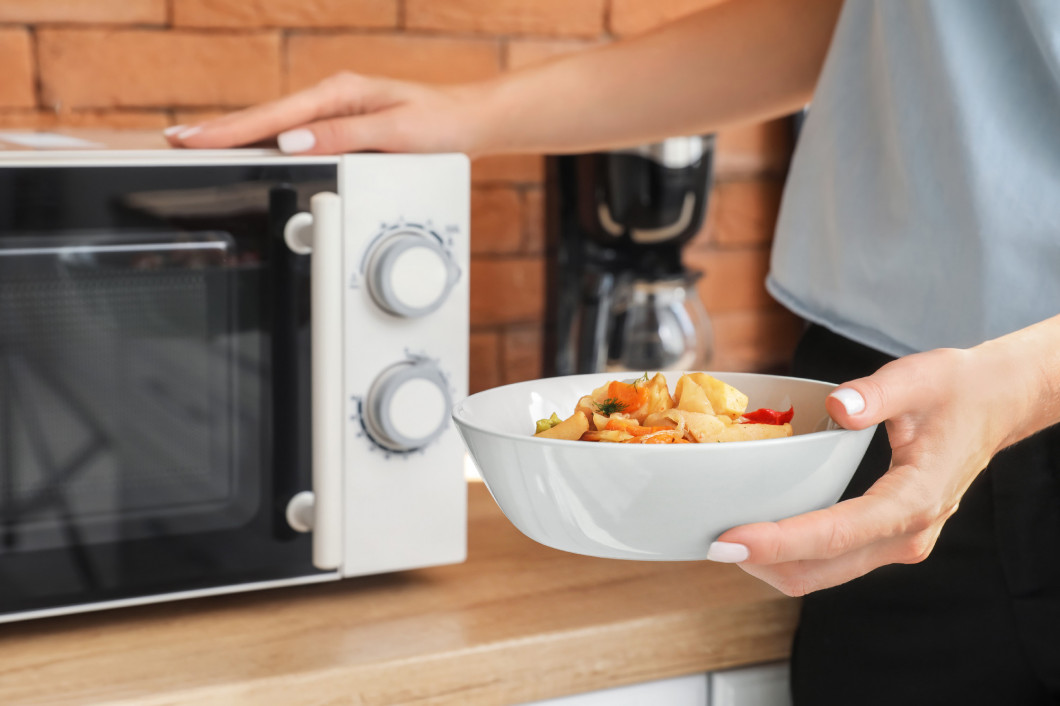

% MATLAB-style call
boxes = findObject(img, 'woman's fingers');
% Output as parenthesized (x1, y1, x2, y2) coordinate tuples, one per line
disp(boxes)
(712, 459, 961, 595)
(735, 521, 945, 596)
(167, 72, 401, 150)
(272, 114, 400, 155)
(717, 477, 912, 564)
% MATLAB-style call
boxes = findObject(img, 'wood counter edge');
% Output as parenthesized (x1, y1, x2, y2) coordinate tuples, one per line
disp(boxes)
(0, 482, 800, 706)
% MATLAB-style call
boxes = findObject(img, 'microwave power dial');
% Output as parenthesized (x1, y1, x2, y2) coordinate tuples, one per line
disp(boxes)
(365, 229, 460, 318)
(363, 359, 452, 452)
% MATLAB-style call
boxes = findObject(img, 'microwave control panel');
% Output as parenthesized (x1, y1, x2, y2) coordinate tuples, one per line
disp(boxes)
(339, 153, 469, 578)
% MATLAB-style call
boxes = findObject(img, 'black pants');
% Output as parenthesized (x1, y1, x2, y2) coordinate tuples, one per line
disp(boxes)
(789, 325, 1060, 705)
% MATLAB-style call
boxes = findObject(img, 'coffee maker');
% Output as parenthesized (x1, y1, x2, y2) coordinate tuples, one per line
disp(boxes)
(545, 135, 715, 376)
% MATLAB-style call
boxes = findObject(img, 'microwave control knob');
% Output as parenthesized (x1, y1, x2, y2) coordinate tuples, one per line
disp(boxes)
(366, 231, 459, 318)
(363, 360, 452, 452)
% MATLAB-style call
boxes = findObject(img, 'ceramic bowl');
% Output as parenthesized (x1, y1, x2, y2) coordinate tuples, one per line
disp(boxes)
(452, 372, 876, 561)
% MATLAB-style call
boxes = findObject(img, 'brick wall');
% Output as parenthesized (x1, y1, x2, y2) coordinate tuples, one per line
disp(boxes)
(0, 0, 803, 393)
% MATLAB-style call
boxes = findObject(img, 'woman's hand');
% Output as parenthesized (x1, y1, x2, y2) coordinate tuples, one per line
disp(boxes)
(165, 72, 492, 156)
(707, 316, 1060, 596)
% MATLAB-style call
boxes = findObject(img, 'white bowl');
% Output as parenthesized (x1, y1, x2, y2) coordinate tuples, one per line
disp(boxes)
(453, 372, 876, 561)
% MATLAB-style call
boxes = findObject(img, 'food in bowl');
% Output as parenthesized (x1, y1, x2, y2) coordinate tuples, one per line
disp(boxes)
(452, 372, 877, 560)
(533, 371, 794, 444)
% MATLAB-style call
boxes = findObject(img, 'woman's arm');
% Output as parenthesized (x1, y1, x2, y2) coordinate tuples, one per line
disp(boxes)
(473, 0, 843, 154)
(170, 0, 843, 156)
(710, 313, 1060, 596)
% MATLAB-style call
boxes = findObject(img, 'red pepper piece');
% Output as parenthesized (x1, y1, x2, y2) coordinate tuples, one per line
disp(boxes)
(740, 406, 794, 425)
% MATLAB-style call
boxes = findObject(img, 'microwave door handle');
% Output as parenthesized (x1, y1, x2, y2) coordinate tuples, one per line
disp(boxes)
(284, 192, 344, 571)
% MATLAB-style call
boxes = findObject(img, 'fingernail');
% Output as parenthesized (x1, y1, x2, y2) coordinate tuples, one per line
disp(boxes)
(829, 388, 866, 416)
(177, 125, 202, 141)
(706, 541, 749, 563)
(278, 128, 315, 153)
(163, 124, 186, 137)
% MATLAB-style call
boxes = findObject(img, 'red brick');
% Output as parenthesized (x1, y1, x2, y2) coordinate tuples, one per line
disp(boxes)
(521, 187, 545, 254)
(0, 29, 34, 109)
(502, 325, 544, 384)
(38, 29, 282, 109)
(173, 0, 396, 29)
(286, 34, 501, 90)
(0, 110, 169, 129)
(470, 256, 546, 327)
(506, 39, 602, 71)
(715, 119, 794, 179)
(406, 0, 606, 38)
(711, 179, 783, 248)
(471, 186, 523, 255)
(709, 308, 803, 372)
(173, 109, 229, 126)
(0, 0, 165, 24)
(684, 247, 778, 313)
(609, 0, 726, 36)
(469, 332, 503, 394)
(471, 154, 544, 185)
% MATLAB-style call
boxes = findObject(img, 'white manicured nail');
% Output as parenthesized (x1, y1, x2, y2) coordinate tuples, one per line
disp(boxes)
(163, 124, 186, 137)
(706, 541, 749, 563)
(830, 388, 866, 416)
(176, 125, 202, 141)
(278, 128, 315, 153)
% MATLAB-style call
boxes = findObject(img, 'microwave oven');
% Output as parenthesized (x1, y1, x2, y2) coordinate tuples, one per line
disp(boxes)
(0, 131, 469, 623)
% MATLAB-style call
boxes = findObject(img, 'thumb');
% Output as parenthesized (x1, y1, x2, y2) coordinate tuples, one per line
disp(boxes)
(825, 357, 921, 430)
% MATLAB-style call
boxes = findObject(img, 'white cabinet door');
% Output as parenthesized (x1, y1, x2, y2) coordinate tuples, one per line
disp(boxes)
(709, 662, 791, 706)
(519, 673, 709, 706)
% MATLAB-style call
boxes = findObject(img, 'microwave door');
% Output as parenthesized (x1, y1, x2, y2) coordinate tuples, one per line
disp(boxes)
(0, 164, 339, 621)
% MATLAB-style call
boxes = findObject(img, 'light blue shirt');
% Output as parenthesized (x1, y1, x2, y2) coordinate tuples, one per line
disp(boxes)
(768, 0, 1060, 357)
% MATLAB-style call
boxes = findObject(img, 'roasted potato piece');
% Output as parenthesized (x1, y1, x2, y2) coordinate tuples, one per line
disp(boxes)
(631, 373, 674, 422)
(641, 411, 679, 428)
(663, 409, 727, 443)
(575, 395, 596, 421)
(534, 411, 590, 441)
(580, 429, 634, 442)
(686, 372, 749, 418)
(717, 422, 793, 443)
(674, 374, 714, 414)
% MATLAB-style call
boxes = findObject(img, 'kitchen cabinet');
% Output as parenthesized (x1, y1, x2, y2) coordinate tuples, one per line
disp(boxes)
(520, 663, 791, 706)
(711, 663, 792, 706)
(520, 673, 709, 705)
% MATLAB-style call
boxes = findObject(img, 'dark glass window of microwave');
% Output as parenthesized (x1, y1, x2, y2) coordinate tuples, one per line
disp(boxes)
(0, 164, 337, 616)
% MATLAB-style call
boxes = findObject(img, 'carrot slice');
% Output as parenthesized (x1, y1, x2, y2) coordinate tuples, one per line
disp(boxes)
(621, 430, 687, 444)
(604, 419, 671, 436)
(605, 380, 647, 412)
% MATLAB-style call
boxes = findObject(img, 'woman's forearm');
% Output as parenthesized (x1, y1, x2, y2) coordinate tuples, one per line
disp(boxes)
(473, 0, 844, 155)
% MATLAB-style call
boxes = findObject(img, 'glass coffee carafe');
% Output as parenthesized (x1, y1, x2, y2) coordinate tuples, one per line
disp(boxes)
(606, 271, 713, 372)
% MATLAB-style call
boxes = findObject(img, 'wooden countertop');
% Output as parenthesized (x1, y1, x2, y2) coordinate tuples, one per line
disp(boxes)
(0, 482, 799, 706)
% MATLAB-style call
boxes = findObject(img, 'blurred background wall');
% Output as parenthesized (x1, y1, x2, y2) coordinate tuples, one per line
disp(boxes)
(0, 0, 803, 393)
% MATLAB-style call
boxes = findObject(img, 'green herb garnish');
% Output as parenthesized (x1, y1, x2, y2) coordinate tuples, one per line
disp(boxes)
(594, 398, 627, 415)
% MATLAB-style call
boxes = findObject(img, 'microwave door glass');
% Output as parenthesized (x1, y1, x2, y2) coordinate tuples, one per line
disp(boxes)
(0, 164, 337, 619)
(0, 233, 254, 551)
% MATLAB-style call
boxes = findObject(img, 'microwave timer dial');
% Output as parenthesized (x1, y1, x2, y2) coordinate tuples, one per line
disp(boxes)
(362, 358, 452, 453)
(364, 228, 460, 318)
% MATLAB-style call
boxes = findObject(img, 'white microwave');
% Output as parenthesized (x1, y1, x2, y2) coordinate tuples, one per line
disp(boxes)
(0, 131, 469, 623)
